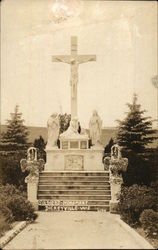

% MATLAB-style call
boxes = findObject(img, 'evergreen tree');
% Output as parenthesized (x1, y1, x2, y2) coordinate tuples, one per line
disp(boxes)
(116, 94, 157, 186)
(34, 135, 45, 150)
(59, 113, 71, 134)
(1, 105, 29, 148)
(117, 94, 156, 153)
(34, 135, 46, 161)
(0, 105, 29, 187)
(104, 138, 114, 154)
(78, 122, 81, 134)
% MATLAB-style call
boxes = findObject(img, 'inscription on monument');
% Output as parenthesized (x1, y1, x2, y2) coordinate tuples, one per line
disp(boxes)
(38, 200, 90, 211)
(65, 155, 83, 170)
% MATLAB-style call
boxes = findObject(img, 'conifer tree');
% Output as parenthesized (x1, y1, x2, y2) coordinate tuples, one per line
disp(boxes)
(116, 94, 156, 186)
(104, 138, 114, 154)
(0, 105, 29, 187)
(1, 105, 29, 149)
(34, 135, 46, 161)
(117, 94, 156, 153)
(58, 113, 71, 134)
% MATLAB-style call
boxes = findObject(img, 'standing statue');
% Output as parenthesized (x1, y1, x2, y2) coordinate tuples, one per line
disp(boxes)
(89, 110, 102, 146)
(47, 113, 60, 147)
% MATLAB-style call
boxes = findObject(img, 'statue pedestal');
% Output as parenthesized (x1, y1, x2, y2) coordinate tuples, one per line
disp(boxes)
(103, 144, 128, 214)
(110, 176, 122, 213)
(26, 177, 39, 210)
(20, 147, 45, 211)
(45, 130, 104, 171)
(45, 148, 104, 171)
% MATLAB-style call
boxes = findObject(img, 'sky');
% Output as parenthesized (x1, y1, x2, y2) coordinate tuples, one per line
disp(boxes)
(1, 0, 157, 129)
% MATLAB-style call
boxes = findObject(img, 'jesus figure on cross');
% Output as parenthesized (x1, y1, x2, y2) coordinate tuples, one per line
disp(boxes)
(52, 36, 96, 119)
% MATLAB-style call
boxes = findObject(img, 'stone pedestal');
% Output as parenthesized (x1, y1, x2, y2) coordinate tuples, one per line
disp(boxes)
(20, 148, 44, 211)
(27, 177, 39, 210)
(45, 148, 104, 171)
(103, 144, 128, 214)
(45, 129, 104, 171)
(110, 175, 123, 213)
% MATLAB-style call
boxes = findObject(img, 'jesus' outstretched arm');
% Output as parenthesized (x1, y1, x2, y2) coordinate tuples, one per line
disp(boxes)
(52, 55, 71, 64)
(78, 55, 96, 64)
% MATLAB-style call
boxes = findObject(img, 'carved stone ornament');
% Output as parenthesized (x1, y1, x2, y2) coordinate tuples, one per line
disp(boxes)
(103, 156, 110, 170)
(103, 144, 128, 211)
(65, 155, 83, 171)
(20, 147, 45, 183)
(110, 174, 123, 185)
(103, 144, 128, 176)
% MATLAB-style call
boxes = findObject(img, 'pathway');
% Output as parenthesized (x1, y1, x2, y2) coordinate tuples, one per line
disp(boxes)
(4, 211, 153, 249)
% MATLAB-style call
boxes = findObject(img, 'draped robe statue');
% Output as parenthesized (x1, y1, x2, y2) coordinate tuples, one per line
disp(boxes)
(47, 113, 60, 147)
(89, 110, 102, 146)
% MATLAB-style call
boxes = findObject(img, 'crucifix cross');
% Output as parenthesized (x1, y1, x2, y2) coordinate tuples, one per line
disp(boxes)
(52, 36, 96, 119)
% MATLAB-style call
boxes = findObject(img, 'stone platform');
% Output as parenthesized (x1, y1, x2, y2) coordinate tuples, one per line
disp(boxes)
(45, 148, 104, 171)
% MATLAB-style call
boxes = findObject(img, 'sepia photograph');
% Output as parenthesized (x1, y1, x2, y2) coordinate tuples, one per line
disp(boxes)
(0, 0, 158, 249)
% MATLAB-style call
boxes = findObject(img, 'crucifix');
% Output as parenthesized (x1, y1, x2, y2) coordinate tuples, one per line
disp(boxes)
(52, 36, 96, 119)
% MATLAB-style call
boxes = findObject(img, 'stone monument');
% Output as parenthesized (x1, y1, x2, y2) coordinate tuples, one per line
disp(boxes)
(20, 36, 128, 212)
(20, 147, 45, 210)
(45, 36, 104, 171)
(103, 144, 128, 213)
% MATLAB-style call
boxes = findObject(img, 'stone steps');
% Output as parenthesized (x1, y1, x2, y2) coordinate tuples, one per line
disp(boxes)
(39, 176, 109, 181)
(38, 194, 111, 200)
(38, 190, 111, 195)
(39, 181, 109, 185)
(38, 171, 111, 211)
(38, 185, 110, 190)
(40, 171, 109, 176)
(38, 200, 110, 206)
(39, 205, 110, 212)
(43, 205, 110, 212)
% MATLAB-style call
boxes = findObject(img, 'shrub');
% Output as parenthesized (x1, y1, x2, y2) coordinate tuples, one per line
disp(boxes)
(0, 202, 14, 223)
(140, 209, 158, 237)
(0, 212, 11, 237)
(0, 184, 37, 222)
(0, 151, 28, 189)
(1, 184, 23, 196)
(119, 184, 157, 225)
(6, 195, 37, 221)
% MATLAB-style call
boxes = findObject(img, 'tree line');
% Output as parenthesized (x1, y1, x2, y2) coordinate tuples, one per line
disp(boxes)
(0, 94, 157, 188)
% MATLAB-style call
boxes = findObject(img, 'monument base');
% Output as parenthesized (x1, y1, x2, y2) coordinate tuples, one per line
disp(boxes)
(27, 179, 39, 211)
(45, 148, 104, 171)
(110, 201, 119, 213)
